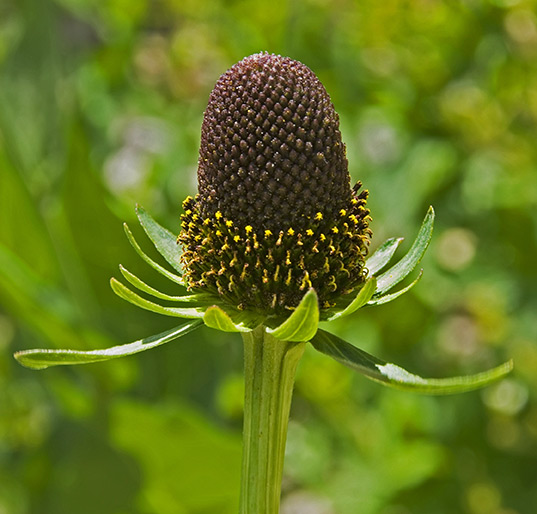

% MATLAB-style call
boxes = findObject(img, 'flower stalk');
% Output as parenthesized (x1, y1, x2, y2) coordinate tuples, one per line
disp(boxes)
(240, 326, 305, 514)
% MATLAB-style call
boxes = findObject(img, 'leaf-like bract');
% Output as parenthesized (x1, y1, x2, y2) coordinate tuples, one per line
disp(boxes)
(14, 320, 203, 369)
(310, 329, 513, 394)
(267, 289, 319, 342)
(110, 278, 205, 318)
(366, 238, 404, 276)
(136, 205, 183, 274)
(204, 305, 253, 332)
(124, 223, 185, 286)
(367, 270, 423, 306)
(373, 207, 434, 297)
(327, 277, 376, 321)
(119, 265, 209, 304)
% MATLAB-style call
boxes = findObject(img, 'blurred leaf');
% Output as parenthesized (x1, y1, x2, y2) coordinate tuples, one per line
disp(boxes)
(110, 399, 241, 514)
(310, 329, 513, 394)
(0, 148, 59, 280)
(0, 243, 106, 350)
(14, 320, 202, 370)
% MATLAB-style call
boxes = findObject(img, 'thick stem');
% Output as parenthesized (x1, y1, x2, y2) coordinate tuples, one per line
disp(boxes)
(240, 326, 306, 514)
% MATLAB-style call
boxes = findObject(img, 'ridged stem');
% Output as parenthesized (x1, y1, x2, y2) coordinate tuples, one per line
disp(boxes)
(240, 326, 306, 514)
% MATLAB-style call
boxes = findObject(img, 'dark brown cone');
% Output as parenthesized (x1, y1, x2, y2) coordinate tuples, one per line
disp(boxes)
(197, 52, 351, 232)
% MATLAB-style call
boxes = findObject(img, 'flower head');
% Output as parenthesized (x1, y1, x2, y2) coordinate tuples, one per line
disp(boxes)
(179, 53, 371, 316)
(14, 53, 511, 398)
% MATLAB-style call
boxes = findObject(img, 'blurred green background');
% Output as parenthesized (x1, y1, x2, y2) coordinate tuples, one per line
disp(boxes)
(1, 0, 536, 513)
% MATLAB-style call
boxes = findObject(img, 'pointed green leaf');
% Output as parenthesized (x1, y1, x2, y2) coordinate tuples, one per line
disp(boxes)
(119, 265, 210, 304)
(124, 223, 185, 286)
(204, 305, 253, 333)
(310, 329, 513, 394)
(110, 278, 205, 319)
(267, 289, 319, 342)
(136, 205, 183, 274)
(327, 277, 377, 321)
(368, 270, 423, 306)
(14, 320, 203, 369)
(374, 206, 434, 297)
(366, 238, 404, 276)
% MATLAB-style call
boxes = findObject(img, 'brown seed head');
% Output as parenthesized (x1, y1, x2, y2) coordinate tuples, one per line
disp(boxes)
(179, 54, 371, 316)
(197, 52, 351, 231)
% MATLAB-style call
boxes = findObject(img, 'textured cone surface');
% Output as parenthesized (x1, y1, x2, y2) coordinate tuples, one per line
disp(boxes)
(180, 54, 371, 316)
(198, 52, 351, 232)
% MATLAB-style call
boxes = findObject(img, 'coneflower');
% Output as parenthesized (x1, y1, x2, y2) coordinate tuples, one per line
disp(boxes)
(179, 53, 371, 317)
(15, 53, 512, 514)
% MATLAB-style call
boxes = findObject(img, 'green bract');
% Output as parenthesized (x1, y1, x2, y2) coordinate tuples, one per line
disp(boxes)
(14, 204, 512, 394)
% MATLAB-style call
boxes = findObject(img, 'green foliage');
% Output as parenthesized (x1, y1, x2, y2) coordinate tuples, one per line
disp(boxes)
(1, 0, 536, 513)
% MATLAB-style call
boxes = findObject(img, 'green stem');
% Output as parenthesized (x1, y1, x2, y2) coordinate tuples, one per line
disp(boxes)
(240, 326, 306, 514)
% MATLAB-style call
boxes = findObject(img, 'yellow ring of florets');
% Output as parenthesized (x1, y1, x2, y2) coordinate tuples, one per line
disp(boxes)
(178, 190, 372, 316)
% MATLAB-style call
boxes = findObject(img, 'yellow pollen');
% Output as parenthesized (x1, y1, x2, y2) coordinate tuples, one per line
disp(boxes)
(320, 233, 326, 241)
(285, 269, 293, 286)
(306, 229, 314, 236)
(331, 227, 339, 234)
(234, 235, 241, 242)
(192, 214, 199, 221)
(185, 209, 192, 215)
(339, 209, 347, 216)
(215, 211, 223, 219)
(245, 225, 253, 234)
(287, 227, 295, 236)
(203, 218, 211, 225)
(351, 198, 358, 205)
(215, 230, 222, 236)
(315, 212, 323, 220)
(226, 220, 233, 227)
(265, 229, 273, 237)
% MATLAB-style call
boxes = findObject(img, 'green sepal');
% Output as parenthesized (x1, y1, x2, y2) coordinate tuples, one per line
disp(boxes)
(136, 205, 183, 274)
(123, 223, 185, 286)
(204, 305, 254, 333)
(119, 265, 210, 304)
(373, 206, 434, 298)
(326, 276, 376, 321)
(266, 289, 319, 342)
(310, 329, 513, 394)
(368, 270, 423, 306)
(366, 237, 404, 276)
(110, 278, 205, 318)
(14, 320, 203, 369)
